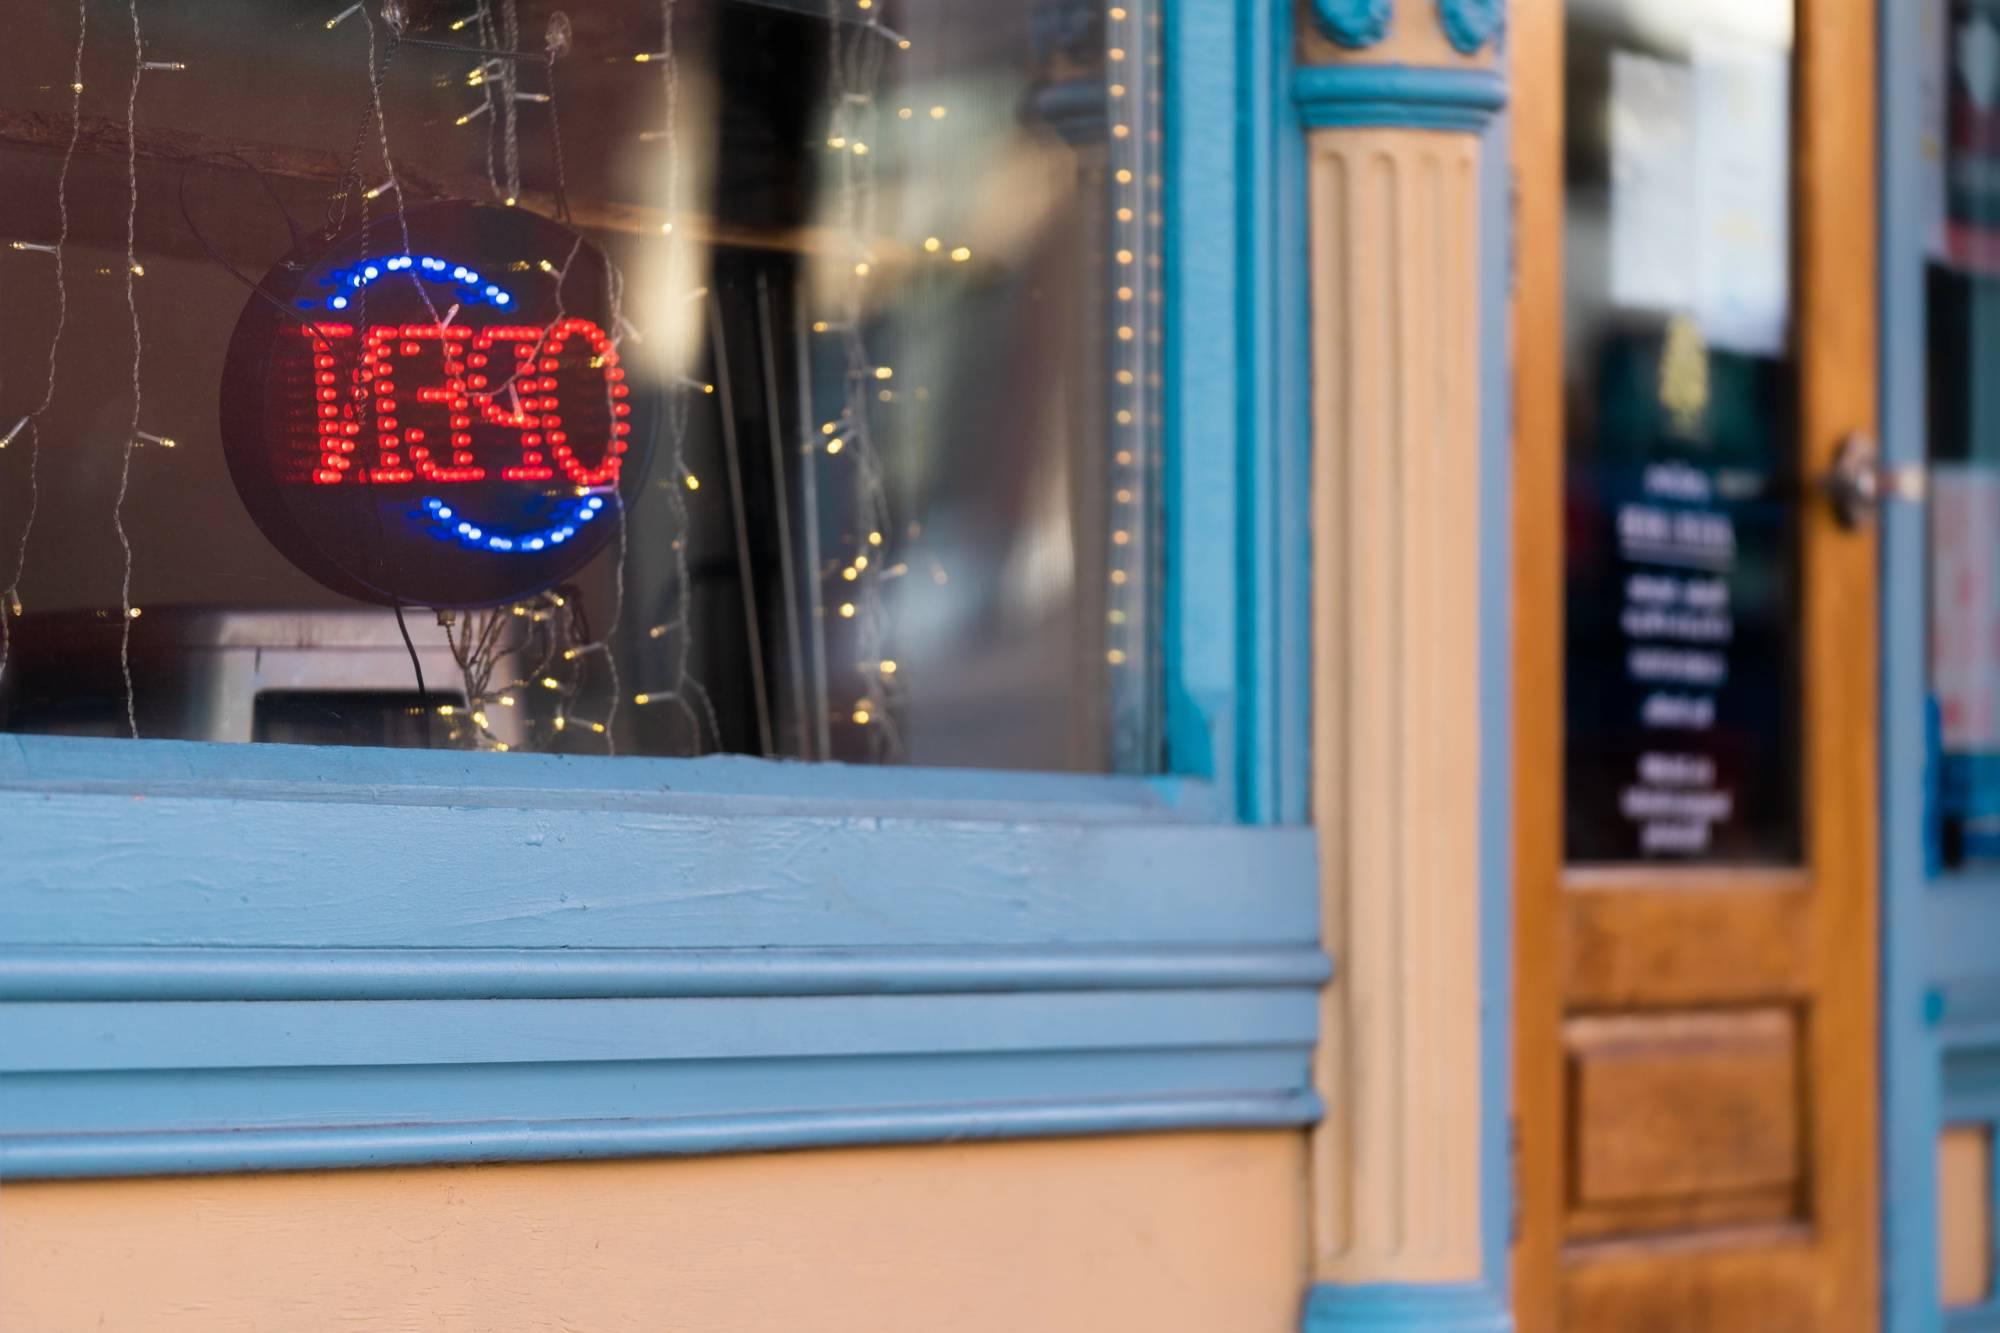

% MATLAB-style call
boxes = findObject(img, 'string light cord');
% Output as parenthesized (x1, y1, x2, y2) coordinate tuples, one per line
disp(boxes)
(820, 0, 903, 758)
(498, 0, 521, 205)
(190, 150, 310, 252)
(114, 0, 145, 738)
(626, 0, 723, 756)
(543, 48, 571, 224)
(325, 22, 407, 232)
(472, 1, 502, 198)
(387, 34, 543, 59)
(357, 2, 447, 335)
(174, 161, 356, 357)
(0, 0, 87, 690)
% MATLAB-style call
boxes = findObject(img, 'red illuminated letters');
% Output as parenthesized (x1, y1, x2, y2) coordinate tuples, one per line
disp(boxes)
(306, 318, 631, 488)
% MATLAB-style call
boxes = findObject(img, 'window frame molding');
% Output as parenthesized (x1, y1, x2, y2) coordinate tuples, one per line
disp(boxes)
(0, 0, 1318, 1180)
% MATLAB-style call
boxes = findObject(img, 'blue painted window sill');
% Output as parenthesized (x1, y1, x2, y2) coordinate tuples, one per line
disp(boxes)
(0, 734, 1325, 1178)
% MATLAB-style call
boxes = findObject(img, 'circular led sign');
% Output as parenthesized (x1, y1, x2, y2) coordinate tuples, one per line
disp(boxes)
(221, 201, 651, 608)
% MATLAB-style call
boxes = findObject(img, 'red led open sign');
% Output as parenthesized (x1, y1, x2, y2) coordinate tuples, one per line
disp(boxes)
(302, 320, 631, 488)
(220, 203, 652, 609)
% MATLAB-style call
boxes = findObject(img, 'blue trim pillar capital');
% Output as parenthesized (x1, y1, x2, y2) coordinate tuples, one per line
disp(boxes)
(1294, 4, 1510, 1331)
(1304, 0, 1506, 58)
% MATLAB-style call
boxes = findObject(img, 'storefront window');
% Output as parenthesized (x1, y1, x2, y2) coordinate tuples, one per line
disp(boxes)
(1560, 0, 1802, 862)
(0, 0, 1160, 772)
(1927, 0, 2000, 864)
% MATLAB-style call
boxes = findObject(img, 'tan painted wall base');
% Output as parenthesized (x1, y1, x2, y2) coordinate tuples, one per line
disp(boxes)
(0, 1132, 1305, 1333)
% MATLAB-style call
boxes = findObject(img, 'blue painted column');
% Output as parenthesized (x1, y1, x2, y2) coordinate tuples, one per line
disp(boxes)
(1293, 1, 1511, 1330)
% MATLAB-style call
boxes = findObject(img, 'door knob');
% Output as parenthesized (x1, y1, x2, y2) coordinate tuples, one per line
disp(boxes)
(1820, 432, 1923, 529)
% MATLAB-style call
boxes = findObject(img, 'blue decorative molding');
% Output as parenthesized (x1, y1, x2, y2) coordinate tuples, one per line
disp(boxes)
(3, 1094, 1323, 1180)
(0, 986, 1323, 1178)
(1303, 1282, 1513, 1332)
(1165, 0, 1243, 805)
(0, 730, 1220, 823)
(1436, 0, 1503, 55)
(1310, 0, 1392, 50)
(1235, 0, 1314, 825)
(1292, 64, 1506, 131)
(0, 943, 1330, 1001)
(0, 742, 1324, 1179)
(0, 773, 1312, 952)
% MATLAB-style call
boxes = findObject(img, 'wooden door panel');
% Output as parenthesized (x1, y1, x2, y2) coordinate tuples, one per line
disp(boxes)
(1566, 1010, 1802, 1209)
(1563, 876, 1814, 1007)
(1562, 1238, 1819, 1333)
(1513, 0, 1880, 1326)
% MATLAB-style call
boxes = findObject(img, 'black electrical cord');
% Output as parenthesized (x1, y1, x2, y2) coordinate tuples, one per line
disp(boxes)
(175, 158, 347, 349)
(392, 600, 433, 749)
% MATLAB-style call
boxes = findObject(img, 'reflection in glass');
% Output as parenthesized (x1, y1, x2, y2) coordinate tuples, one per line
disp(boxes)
(0, 0, 1160, 772)
(1561, 0, 1801, 862)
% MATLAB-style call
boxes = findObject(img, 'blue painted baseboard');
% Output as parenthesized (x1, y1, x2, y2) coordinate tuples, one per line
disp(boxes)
(1304, 1282, 1513, 1333)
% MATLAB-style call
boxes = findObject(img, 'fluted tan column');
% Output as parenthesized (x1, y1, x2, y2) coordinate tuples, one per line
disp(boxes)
(1309, 123, 1485, 1287)
(1297, 3, 1502, 1311)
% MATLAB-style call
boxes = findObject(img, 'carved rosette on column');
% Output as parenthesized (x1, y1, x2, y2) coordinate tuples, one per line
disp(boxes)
(1296, 1, 1508, 1330)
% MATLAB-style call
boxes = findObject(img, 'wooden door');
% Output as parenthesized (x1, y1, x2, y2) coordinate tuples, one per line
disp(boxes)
(1512, 0, 1879, 1327)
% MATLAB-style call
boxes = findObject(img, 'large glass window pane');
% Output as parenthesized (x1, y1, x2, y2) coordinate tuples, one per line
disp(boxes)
(1560, 0, 1802, 862)
(1926, 0, 2000, 863)
(0, 0, 1160, 771)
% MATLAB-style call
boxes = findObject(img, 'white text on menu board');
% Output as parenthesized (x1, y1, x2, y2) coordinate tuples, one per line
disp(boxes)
(1617, 460, 1736, 854)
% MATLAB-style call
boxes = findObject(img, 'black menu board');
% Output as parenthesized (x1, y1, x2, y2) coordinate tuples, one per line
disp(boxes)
(1564, 322, 1800, 863)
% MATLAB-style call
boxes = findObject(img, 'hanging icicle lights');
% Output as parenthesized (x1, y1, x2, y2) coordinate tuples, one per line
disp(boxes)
(0, 0, 87, 678)
(623, 0, 723, 755)
(813, 0, 908, 759)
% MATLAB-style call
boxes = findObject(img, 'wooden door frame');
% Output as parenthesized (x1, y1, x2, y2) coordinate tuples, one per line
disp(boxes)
(1510, 0, 1564, 1322)
(1510, 0, 1881, 1325)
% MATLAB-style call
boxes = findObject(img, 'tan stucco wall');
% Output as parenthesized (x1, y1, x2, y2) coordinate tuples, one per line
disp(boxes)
(0, 1131, 1306, 1332)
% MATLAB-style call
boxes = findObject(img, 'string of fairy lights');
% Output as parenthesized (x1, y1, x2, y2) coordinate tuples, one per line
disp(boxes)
(0, 0, 87, 695)
(816, 0, 907, 760)
(0, 0, 1152, 763)
(1103, 0, 1163, 768)
(627, 0, 727, 754)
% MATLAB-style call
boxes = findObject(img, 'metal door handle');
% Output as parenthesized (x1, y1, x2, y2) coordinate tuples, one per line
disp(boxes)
(1820, 432, 1923, 529)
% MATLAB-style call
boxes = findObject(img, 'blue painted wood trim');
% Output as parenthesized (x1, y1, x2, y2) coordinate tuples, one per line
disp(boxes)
(0, 992, 1312, 1074)
(1165, 0, 1315, 823)
(0, 785, 1316, 949)
(2, 1094, 1323, 1180)
(0, 732, 1223, 823)
(0, 944, 1330, 1000)
(1164, 0, 1241, 804)
(1233, 0, 1313, 826)
(1292, 65, 1506, 132)
(0, 761, 1324, 1176)
(1883, 0, 1948, 1325)
(0, 987, 1322, 1177)
(1303, 1282, 1513, 1332)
